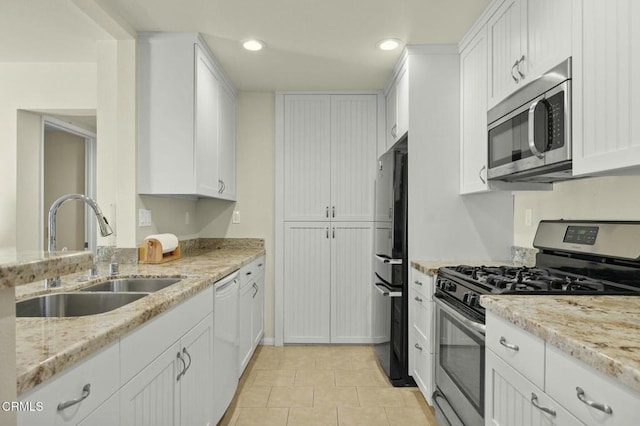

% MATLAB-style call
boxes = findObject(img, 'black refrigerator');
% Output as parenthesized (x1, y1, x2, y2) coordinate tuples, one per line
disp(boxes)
(372, 137, 413, 387)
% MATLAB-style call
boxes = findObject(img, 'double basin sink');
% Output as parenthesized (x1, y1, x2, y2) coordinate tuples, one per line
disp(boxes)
(16, 278, 182, 318)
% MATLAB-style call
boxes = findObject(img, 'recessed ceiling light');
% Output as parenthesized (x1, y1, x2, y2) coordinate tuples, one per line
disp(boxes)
(377, 39, 401, 51)
(243, 39, 265, 51)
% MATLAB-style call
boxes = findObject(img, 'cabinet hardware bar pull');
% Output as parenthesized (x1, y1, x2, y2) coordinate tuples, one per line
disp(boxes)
(499, 336, 519, 351)
(511, 60, 520, 83)
(57, 384, 91, 411)
(414, 296, 423, 303)
(414, 280, 422, 286)
(332, 228, 335, 239)
(576, 387, 613, 414)
(517, 55, 526, 79)
(414, 343, 423, 351)
(326, 228, 329, 239)
(182, 348, 192, 375)
(332, 206, 335, 218)
(246, 271, 252, 276)
(326, 206, 329, 218)
(531, 393, 556, 416)
(479, 165, 486, 184)
(177, 352, 187, 381)
(253, 282, 258, 297)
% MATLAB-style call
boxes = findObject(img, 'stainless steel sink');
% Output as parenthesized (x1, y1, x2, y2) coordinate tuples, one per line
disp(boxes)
(16, 292, 148, 317)
(80, 278, 181, 293)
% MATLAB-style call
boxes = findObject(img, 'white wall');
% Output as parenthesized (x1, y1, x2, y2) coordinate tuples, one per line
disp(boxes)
(2, 63, 97, 249)
(198, 91, 275, 340)
(407, 47, 513, 262)
(514, 175, 640, 247)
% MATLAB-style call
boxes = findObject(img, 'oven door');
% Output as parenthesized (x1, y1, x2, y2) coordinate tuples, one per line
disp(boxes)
(433, 294, 485, 426)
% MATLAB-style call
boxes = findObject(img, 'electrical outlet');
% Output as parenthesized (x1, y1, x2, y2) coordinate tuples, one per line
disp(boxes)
(139, 209, 152, 227)
(525, 209, 532, 227)
(233, 210, 241, 224)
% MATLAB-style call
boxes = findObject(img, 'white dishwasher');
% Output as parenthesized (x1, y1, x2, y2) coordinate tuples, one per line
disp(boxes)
(213, 271, 240, 424)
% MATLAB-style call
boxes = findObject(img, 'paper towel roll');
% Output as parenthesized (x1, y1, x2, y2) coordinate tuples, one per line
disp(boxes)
(144, 233, 179, 254)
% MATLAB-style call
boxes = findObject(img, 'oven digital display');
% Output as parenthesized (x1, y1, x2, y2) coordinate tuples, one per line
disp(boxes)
(563, 226, 599, 245)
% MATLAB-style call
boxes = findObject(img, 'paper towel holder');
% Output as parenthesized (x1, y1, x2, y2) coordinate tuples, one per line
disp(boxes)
(138, 238, 181, 264)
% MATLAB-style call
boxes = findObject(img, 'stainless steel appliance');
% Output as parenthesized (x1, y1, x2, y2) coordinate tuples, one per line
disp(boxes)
(487, 58, 572, 183)
(432, 220, 640, 426)
(372, 138, 414, 386)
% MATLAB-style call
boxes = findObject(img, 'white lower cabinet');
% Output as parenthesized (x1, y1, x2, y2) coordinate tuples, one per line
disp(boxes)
(408, 267, 435, 404)
(238, 256, 266, 375)
(486, 312, 640, 426)
(18, 343, 120, 426)
(120, 313, 214, 426)
(486, 349, 584, 426)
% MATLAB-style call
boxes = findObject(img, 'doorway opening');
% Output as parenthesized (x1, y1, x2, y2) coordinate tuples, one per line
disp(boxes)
(42, 116, 97, 252)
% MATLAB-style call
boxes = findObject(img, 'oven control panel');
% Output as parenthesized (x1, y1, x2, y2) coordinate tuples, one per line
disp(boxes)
(436, 277, 481, 308)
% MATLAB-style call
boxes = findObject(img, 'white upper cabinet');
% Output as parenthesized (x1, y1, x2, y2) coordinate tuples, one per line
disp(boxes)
(460, 26, 490, 194)
(487, 0, 572, 108)
(572, 0, 640, 176)
(385, 64, 408, 151)
(137, 33, 237, 199)
(283, 94, 377, 222)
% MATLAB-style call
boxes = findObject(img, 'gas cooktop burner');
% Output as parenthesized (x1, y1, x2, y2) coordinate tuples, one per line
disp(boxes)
(443, 264, 630, 295)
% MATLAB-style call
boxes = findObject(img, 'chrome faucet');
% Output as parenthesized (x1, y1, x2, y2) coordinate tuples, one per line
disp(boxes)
(46, 194, 114, 287)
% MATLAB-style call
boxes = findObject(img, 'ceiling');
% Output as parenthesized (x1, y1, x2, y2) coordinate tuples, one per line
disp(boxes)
(1, 0, 490, 91)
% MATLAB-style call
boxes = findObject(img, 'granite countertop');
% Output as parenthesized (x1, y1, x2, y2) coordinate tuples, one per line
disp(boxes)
(411, 259, 527, 276)
(0, 250, 93, 289)
(481, 295, 640, 394)
(15, 245, 265, 396)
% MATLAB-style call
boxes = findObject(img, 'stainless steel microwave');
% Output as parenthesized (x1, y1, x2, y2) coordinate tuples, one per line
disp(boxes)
(487, 58, 572, 183)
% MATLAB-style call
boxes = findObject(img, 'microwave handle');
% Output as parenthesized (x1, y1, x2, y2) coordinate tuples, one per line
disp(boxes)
(528, 98, 546, 159)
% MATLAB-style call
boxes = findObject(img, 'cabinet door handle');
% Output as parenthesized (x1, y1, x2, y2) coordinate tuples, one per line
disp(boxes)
(511, 60, 520, 83)
(57, 384, 91, 411)
(326, 206, 329, 218)
(414, 343, 423, 351)
(391, 124, 397, 138)
(182, 347, 192, 375)
(253, 282, 258, 298)
(414, 296, 423, 303)
(414, 280, 423, 286)
(479, 165, 486, 184)
(499, 336, 519, 351)
(326, 228, 329, 239)
(388, 207, 392, 219)
(332, 228, 335, 239)
(176, 352, 187, 381)
(218, 179, 223, 193)
(531, 393, 556, 417)
(332, 206, 335, 218)
(516, 55, 526, 79)
(246, 271, 252, 276)
(576, 387, 613, 414)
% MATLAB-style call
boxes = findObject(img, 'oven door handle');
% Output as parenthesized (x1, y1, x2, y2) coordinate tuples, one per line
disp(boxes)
(434, 295, 486, 336)
(374, 254, 403, 265)
(374, 283, 402, 298)
(528, 96, 546, 159)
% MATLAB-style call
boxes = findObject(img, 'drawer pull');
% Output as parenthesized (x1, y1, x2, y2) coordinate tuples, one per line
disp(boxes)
(576, 387, 613, 414)
(414, 296, 423, 303)
(246, 271, 252, 276)
(414, 343, 423, 351)
(531, 392, 556, 417)
(414, 280, 422, 286)
(499, 336, 519, 352)
(57, 384, 91, 411)
(258, 263, 263, 267)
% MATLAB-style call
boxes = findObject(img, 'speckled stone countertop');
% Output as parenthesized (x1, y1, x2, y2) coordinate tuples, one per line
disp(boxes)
(15, 244, 265, 396)
(481, 295, 640, 394)
(411, 259, 528, 276)
(0, 250, 92, 289)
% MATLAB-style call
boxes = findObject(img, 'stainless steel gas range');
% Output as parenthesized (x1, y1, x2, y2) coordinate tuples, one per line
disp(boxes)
(431, 220, 640, 426)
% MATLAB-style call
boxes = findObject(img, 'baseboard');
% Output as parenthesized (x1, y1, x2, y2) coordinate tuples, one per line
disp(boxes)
(260, 337, 275, 346)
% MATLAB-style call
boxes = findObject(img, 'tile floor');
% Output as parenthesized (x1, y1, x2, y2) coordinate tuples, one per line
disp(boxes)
(219, 345, 438, 426)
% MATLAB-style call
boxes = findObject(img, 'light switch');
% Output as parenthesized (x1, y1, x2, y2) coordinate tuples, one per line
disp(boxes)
(139, 209, 152, 227)
(233, 210, 241, 224)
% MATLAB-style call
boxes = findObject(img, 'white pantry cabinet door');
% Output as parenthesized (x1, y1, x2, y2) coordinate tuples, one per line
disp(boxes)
(283, 222, 331, 343)
(486, 349, 584, 426)
(179, 314, 214, 426)
(460, 25, 490, 194)
(330, 222, 374, 343)
(194, 44, 220, 197)
(218, 81, 237, 200)
(572, 0, 640, 176)
(283, 95, 331, 221)
(330, 95, 377, 222)
(120, 342, 180, 426)
(487, 0, 526, 108)
(386, 82, 398, 150)
(395, 66, 409, 142)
